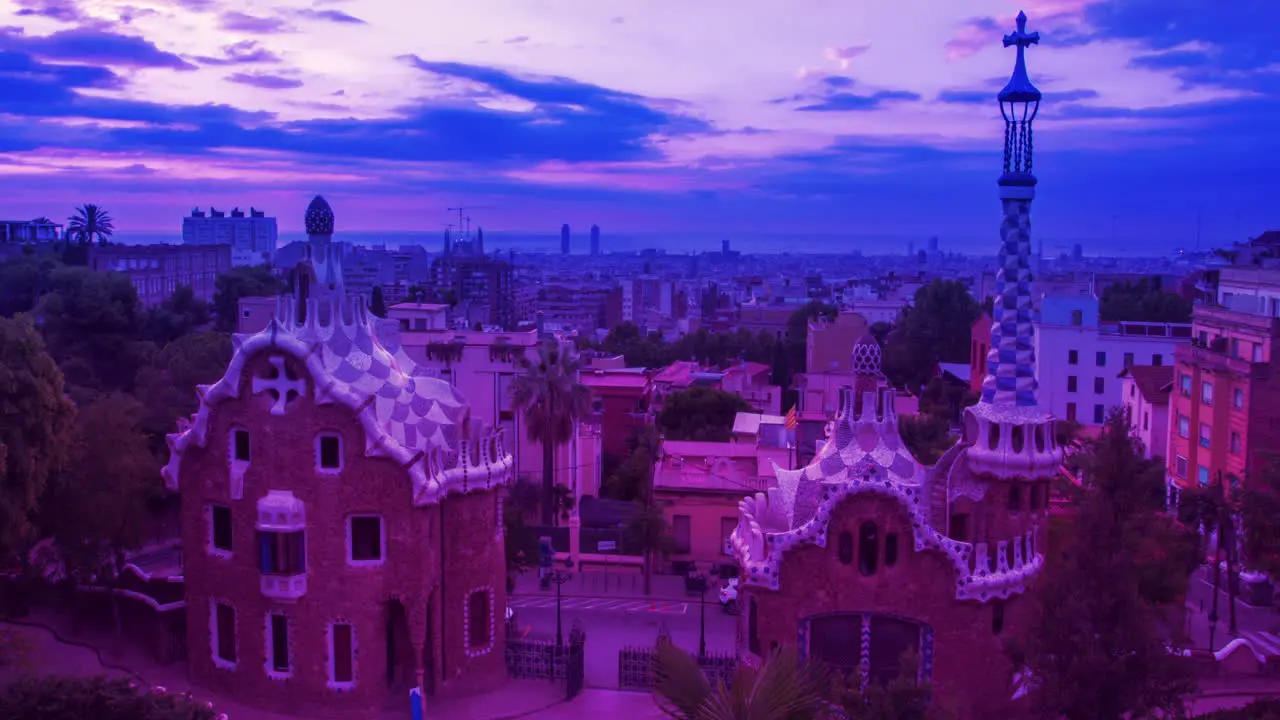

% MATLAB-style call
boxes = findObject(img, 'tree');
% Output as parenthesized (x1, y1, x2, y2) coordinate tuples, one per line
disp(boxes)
(503, 499, 540, 591)
(882, 280, 980, 393)
(1196, 698, 1280, 719)
(1235, 462, 1280, 578)
(1099, 279, 1192, 324)
(657, 387, 753, 442)
(139, 285, 212, 346)
(652, 641, 829, 720)
(66, 203, 114, 245)
(46, 394, 158, 634)
(510, 340, 592, 526)
(212, 265, 284, 331)
(0, 676, 218, 719)
(370, 285, 388, 318)
(869, 321, 893, 346)
(0, 317, 76, 564)
(897, 414, 956, 465)
(0, 254, 60, 317)
(36, 267, 150, 399)
(133, 331, 233, 455)
(1019, 409, 1199, 720)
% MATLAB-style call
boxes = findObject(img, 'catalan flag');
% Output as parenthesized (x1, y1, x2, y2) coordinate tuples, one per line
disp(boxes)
(784, 405, 798, 431)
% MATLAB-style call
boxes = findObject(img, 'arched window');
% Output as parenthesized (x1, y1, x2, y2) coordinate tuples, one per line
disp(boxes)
(1034, 425, 1046, 452)
(838, 532, 854, 565)
(1008, 484, 1022, 511)
(884, 533, 899, 567)
(1011, 425, 1025, 453)
(858, 522, 878, 576)
(992, 601, 1005, 634)
(988, 423, 1001, 450)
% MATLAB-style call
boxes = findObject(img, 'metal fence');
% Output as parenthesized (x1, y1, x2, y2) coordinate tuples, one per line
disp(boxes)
(618, 645, 737, 691)
(505, 621, 587, 700)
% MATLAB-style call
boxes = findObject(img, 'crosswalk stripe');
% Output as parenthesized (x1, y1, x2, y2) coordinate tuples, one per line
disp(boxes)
(508, 597, 690, 615)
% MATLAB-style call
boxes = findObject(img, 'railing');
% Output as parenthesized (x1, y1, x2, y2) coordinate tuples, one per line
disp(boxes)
(505, 622, 586, 700)
(618, 644, 736, 691)
(1098, 321, 1192, 338)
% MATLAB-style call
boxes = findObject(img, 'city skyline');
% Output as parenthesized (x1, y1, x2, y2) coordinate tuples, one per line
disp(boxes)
(0, 1, 1276, 245)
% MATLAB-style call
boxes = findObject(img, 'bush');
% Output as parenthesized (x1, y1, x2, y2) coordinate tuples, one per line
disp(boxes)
(0, 676, 219, 720)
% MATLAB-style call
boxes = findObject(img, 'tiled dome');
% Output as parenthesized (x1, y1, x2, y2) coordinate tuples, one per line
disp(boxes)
(852, 332, 882, 376)
(305, 195, 334, 236)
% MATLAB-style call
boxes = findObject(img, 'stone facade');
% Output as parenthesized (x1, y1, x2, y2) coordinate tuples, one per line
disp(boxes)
(165, 201, 512, 716)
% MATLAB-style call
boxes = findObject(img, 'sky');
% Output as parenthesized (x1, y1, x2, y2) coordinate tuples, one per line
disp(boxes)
(0, 0, 1277, 249)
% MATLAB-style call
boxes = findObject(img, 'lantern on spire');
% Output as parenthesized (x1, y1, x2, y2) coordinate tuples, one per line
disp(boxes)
(997, 11, 1042, 184)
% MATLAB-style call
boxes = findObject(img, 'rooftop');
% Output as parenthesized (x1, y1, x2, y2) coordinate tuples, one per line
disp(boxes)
(1119, 365, 1174, 404)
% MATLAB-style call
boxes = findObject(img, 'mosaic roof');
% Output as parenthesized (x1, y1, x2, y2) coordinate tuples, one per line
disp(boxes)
(161, 295, 507, 505)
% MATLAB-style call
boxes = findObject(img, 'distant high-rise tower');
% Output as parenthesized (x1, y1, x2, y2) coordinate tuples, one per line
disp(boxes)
(561, 224, 571, 255)
(443, 226, 452, 255)
(590, 224, 600, 256)
(721, 239, 730, 255)
(928, 236, 939, 253)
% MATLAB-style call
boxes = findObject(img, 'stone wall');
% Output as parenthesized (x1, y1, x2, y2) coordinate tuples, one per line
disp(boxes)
(741, 492, 1031, 720)
(180, 350, 505, 717)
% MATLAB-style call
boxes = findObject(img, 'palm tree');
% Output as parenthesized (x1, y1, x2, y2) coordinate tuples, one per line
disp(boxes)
(67, 204, 115, 245)
(652, 641, 830, 720)
(511, 339, 592, 527)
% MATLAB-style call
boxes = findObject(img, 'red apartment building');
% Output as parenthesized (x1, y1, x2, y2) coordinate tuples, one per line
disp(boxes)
(579, 361, 652, 461)
(1167, 304, 1280, 504)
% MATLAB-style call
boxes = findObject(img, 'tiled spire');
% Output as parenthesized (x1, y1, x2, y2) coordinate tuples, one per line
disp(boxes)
(980, 11, 1042, 408)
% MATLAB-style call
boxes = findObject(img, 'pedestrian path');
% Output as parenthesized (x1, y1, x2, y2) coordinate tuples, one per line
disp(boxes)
(510, 596, 688, 615)
(1239, 630, 1280, 656)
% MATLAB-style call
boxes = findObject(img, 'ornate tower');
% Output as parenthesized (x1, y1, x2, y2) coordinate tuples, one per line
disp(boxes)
(299, 195, 345, 318)
(965, 12, 1060, 478)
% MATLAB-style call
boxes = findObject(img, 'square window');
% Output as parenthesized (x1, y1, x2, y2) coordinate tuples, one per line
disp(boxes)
(1066, 403, 1077, 422)
(1067, 376, 1077, 393)
(349, 516, 384, 563)
(269, 614, 290, 673)
(1175, 456, 1187, 477)
(672, 515, 692, 554)
(1095, 351, 1106, 367)
(214, 602, 236, 665)
(1093, 404, 1104, 424)
(1071, 310, 1083, 326)
(1143, 412, 1149, 430)
(1230, 432, 1242, 454)
(318, 434, 342, 470)
(1094, 377, 1104, 394)
(1068, 350, 1079, 365)
(233, 429, 251, 462)
(1201, 381, 1214, 406)
(1199, 423, 1211, 449)
(1123, 352, 1135, 368)
(1180, 374, 1192, 396)
(1198, 466, 1210, 486)
(210, 505, 233, 553)
(241, 308, 250, 319)
(1152, 354, 1163, 366)
(330, 623, 354, 684)
(1177, 416, 1190, 438)
(1233, 389, 1244, 409)
(1253, 343, 1264, 363)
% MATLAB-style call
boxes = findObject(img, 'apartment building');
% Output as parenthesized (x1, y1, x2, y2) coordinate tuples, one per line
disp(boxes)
(88, 242, 231, 308)
(182, 206, 277, 267)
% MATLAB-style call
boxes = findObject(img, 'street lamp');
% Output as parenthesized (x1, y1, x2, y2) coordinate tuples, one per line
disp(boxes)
(550, 556, 574, 647)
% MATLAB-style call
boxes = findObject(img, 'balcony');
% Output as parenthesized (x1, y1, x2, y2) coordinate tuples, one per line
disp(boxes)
(1098, 321, 1192, 339)
(261, 573, 307, 600)
(1175, 343, 1267, 379)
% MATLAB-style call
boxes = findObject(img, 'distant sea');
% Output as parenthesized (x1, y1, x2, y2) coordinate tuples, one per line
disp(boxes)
(113, 231, 1197, 259)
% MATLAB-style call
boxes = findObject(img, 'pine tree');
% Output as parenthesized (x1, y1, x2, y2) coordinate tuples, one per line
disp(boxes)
(370, 285, 387, 318)
(1019, 409, 1198, 719)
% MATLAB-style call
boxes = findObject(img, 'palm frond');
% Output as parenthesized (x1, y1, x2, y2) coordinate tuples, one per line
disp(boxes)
(652, 640, 713, 719)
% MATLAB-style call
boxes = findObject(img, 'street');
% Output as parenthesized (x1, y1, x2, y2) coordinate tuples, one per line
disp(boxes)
(511, 592, 737, 689)
(1183, 565, 1280, 653)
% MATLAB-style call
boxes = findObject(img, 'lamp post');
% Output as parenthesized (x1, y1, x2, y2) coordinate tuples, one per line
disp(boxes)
(551, 556, 574, 647)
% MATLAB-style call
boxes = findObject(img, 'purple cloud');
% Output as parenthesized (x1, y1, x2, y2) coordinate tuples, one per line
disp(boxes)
(795, 90, 921, 112)
(13, 0, 84, 23)
(0, 27, 195, 70)
(227, 72, 303, 90)
(191, 40, 281, 66)
(220, 12, 293, 34)
(295, 8, 366, 24)
(504, 36, 529, 45)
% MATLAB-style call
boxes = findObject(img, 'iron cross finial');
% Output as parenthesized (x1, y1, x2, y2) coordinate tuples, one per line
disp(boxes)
(1003, 11, 1040, 50)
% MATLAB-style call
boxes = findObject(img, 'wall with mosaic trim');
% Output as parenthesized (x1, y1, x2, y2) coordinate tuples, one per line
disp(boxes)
(742, 493, 1030, 720)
